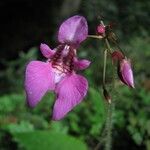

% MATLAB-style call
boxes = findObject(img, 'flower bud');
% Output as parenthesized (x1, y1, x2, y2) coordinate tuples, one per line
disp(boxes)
(97, 24, 105, 35)
(111, 50, 125, 64)
(118, 59, 135, 88)
(103, 88, 111, 104)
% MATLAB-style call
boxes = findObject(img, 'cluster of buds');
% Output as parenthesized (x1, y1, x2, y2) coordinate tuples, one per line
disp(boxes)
(96, 22, 135, 103)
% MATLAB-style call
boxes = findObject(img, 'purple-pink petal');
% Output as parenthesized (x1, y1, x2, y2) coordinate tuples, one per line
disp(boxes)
(40, 43, 56, 58)
(58, 15, 88, 46)
(52, 74, 88, 120)
(74, 58, 91, 70)
(25, 61, 55, 107)
(120, 59, 134, 88)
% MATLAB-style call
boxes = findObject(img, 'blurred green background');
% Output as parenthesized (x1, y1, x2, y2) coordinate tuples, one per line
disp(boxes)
(0, 0, 150, 150)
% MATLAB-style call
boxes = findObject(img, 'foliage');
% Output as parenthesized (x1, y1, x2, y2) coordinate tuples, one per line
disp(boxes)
(0, 35, 150, 150)
(13, 130, 87, 150)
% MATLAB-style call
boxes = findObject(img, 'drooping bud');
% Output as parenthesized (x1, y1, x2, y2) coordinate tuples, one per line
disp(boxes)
(103, 88, 111, 104)
(97, 24, 105, 35)
(111, 50, 125, 64)
(118, 58, 135, 88)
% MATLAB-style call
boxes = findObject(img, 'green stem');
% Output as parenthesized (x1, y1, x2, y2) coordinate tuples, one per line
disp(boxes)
(105, 102, 113, 150)
(104, 38, 116, 150)
(103, 49, 107, 86)
(88, 35, 103, 39)
(105, 38, 112, 53)
(100, 20, 112, 53)
(100, 20, 115, 150)
(104, 37, 115, 150)
(94, 48, 109, 150)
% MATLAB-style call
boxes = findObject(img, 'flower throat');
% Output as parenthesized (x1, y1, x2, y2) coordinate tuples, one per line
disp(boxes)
(51, 44, 75, 73)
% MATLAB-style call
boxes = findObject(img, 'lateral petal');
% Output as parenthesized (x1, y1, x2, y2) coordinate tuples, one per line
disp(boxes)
(25, 61, 55, 107)
(52, 74, 88, 120)
(40, 43, 56, 58)
(74, 58, 91, 70)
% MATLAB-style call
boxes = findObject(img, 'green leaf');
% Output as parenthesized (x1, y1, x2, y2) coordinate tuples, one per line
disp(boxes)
(88, 88, 105, 135)
(13, 130, 87, 150)
(5, 121, 34, 133)
(0, 94, 24, 113)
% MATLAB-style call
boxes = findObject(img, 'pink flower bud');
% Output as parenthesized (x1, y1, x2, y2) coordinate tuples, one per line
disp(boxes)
(111, 50, 125, 64)
(118, 59, 135, 88)
(97, 24, 105, 35)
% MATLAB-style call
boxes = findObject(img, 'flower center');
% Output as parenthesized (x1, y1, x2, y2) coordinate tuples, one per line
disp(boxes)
(51, 44, 75, 75)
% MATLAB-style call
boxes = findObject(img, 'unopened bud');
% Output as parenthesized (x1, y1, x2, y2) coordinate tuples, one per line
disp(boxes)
(111, 50, 125, 63)
(97, 24, 105, 35)
(118, 58, 135, 88)
(103, 88, 111, 104)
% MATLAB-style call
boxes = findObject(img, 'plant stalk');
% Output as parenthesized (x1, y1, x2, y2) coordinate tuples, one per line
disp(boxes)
(100, 20, 115, 150)
(103, 49, 107, 86)
(88, 35, 103, 39)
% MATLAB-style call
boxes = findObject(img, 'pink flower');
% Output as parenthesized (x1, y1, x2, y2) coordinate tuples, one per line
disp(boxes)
(24, 15, 90, 120)
(118, 58, 134, 88)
